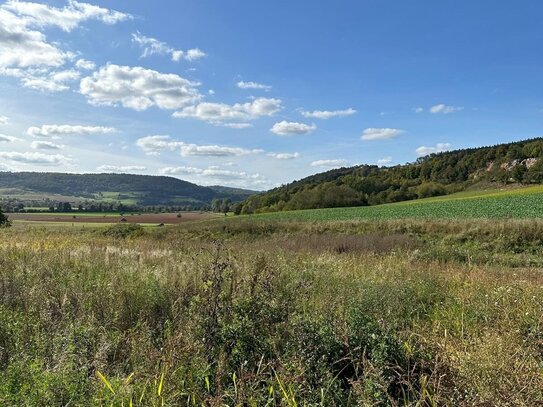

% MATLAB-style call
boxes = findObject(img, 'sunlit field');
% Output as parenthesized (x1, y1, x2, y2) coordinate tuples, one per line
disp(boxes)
(243, 186, 543, 222)
(1, 218, 543, 405)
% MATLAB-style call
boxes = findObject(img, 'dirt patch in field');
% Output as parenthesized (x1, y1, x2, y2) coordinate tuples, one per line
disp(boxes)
(8, 212, 218, 224)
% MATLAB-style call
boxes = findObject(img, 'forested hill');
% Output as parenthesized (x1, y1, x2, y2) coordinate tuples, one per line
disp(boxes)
(0, 172, 255, 205)
(239, 138, 543, 214)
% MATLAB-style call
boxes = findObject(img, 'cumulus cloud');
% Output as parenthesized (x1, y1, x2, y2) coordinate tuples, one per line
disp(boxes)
(416, 143, 452, 156)
(300, 108, 356, 119)
(14, 68, 80, 91)
(97, 165, 146, 173)
(0, 1, 130, 93)
(27, 124, 115, 138)
(135, 135, 263, 157)
(0, 162, 12, 171)
(173, 97, 282, 124)
(180, 144, 263, 157)
(377, 156, 393, 165)
(310, 159, 349, 168)
(361, 128, 404, 141)
(0, 0, 130, 93)
(216, 122, 253, 129)
(136, 135, 183, 155)
(80, 64, 201, 110)
(429, 104, 463, 114)
(0, 151, 69, 165)
(0, 115, 8, 125)
(31, 140, 63, 149)
(75, 58, 95, 70)
(2, 0, 131, 32)
(0, 134, 19, 143)
(270, 121, 316, 136)
(267, 152, 300, 160)
(132, 32, 205, 62)
(160, 165, 267, 188)
(237, 81, 271, 91)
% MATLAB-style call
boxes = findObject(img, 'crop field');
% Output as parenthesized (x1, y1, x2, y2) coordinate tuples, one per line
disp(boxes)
(246, 186, 543, 222)
(7, 211, 218, 228)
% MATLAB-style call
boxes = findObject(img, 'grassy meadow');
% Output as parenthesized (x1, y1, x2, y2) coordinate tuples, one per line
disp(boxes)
(1, 216, 543, 406)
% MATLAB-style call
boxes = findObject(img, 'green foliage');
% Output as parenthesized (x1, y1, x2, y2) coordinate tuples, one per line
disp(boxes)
(1, 219, 543, 404)
(239, 186, 543, 222)
(0, 172, 255, 207)
(101, 223, 145, 238)
(0, 209, 10, 227)
(243, 138, 543, 213)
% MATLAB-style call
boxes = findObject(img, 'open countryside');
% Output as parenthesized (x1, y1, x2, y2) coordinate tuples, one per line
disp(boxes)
(1, 1, 543, 406)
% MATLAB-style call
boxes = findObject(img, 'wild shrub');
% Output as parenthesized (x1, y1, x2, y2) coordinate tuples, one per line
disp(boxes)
(101, 223, 144, 238)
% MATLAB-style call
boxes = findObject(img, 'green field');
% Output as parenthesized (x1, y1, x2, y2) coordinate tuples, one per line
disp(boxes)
(244, 185, 543, 222)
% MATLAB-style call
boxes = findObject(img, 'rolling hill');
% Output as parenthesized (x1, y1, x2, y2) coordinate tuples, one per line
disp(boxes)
(0, 172, 256, 207)
(239, 137, 543, 214)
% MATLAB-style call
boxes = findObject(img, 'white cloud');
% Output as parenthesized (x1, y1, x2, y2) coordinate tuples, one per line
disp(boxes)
(416, 143, 452, 156)
(27, 124, 115, 138)
(136, 135, 183, 155)
(377, 156, 393, 165)
(15, 68, 80, 92)
(160, 165, 267, 188)
(429, 104, 463, 114)
(361, 128, 404, 141)
(267, 152, 300, 160)
(301, 108, 356, 119)
(174, 97, 282, 124)
(2, 0, 131, 32)
(75, 58, 95, 70)
(237, 81, 271, 91)
(80, 64, 201, 110)
(160, 166, 203, 175)
(216, 122, 253, 129)
(0, 115, 8, 125)
(0, 1, 130, 93)
(413, 107, 424, 113)
(97, 165, 146, 173)
(0, 8, 69, 69)
(310, 159, 349, 168)
(270, 121, 316, 136)
(180, 144, 263, 157)
(0, 162, 13, 171)
(0, 151, 69, 165)
(132, 32, 205, 62)
(0, 1, 129, 71)
(185, 48, 206, 61)
(31, 140, 63, 149)
(136, 135, 263, 157)
(0, 134, 19, 143)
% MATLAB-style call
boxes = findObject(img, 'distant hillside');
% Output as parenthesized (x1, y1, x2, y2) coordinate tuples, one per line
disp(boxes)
(0, 172, 255, 207)
(239, 138, 543, 214)
(207, 185, 258, 199)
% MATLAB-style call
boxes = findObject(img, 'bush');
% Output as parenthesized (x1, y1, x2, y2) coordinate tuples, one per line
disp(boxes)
(0, 210, 11, 228)
(101, 223, 144, 238)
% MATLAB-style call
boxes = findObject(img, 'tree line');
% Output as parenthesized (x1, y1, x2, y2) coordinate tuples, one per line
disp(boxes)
(238, 138, 543, 214)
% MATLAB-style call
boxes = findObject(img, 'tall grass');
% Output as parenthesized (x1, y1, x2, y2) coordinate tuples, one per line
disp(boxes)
(0, 220, 542, 405)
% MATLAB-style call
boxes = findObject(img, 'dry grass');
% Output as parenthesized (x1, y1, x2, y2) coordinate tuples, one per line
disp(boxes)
(0, 220, 542, 405)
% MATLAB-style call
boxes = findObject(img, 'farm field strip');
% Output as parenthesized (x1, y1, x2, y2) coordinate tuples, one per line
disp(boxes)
(242, 187, 543, 222)
(7, 212, 219, 225)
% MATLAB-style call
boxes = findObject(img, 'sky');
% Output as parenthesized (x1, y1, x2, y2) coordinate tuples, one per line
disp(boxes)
(0, 0, 542, 190)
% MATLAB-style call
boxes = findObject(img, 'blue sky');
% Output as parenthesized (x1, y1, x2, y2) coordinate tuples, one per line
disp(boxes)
(0, 0, 541, 190)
